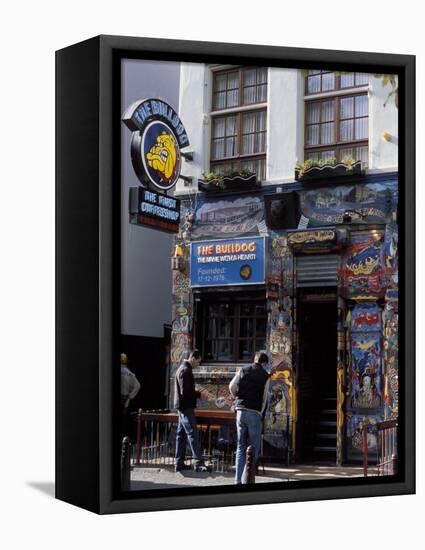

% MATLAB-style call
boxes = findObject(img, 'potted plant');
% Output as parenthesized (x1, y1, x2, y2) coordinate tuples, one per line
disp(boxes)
(295, 156, 364, 181)
(198, 169, 259, 192)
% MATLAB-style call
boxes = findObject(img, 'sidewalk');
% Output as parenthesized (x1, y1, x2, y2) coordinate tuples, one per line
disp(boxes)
(130, 463, 377, 490)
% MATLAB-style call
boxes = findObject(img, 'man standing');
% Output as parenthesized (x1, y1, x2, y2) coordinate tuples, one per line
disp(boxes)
(120, 353, 141, 438)
(174, 349, 208, 472)
(229, 352, 271, 484)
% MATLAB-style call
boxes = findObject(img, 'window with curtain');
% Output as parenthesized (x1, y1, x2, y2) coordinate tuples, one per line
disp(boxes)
(210, 67, 268, 181)
(201, 301, 267, 363)
(304, 70, 369, 166)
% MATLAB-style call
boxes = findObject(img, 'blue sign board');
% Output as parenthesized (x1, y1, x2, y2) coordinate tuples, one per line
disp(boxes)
(190, 237, 266, 287)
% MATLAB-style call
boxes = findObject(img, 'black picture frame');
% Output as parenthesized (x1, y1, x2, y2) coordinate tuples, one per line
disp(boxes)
(56, 35, 415, 514)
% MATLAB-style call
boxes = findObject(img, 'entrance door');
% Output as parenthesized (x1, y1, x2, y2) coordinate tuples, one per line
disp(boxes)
(297, 289, 338, 463)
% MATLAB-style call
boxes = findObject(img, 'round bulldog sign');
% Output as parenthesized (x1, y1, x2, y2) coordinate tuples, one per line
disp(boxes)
(122, 98, 190, 192)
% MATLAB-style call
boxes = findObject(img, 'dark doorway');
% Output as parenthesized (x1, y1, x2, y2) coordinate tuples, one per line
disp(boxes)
(296, 289, 338, 463)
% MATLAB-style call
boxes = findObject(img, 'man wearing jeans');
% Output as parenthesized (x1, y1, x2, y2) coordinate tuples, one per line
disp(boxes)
(229, 352, 271, 484)
(174, 350, 208, 473)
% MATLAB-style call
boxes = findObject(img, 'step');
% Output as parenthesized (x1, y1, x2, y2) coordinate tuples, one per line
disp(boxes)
(319, 409, 337, 415)
(313, 446, 337, 453)
(316, 433, 337, 440)
(319, 420, 337, 427)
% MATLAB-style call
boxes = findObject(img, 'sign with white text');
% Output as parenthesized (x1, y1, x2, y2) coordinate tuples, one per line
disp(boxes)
(190, 237, 266, 287)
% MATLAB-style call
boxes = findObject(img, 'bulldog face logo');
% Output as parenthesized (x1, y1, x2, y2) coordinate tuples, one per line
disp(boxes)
(146, 131, 178, 183)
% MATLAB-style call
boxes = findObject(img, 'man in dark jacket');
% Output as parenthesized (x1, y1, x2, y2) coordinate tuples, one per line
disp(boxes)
(229, 352, 271, 484)
(174, 349, 208, 472)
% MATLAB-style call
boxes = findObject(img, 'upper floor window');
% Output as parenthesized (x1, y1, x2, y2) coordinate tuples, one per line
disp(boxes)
(305, 71, 370, 95)
(304, 71, 370, 166)
(210, 67, 268, 181)
(213, 67, 268, 110)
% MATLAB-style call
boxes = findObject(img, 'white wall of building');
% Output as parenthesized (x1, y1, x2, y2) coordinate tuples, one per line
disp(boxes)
(369, 75, 399, 172)
(176, 65, 398, 195)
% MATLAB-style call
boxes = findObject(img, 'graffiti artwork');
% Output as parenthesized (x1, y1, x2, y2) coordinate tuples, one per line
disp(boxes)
(349, 322, 382, 412)
(346, 415, 380, 460)
(191, 196, 264, 239)
(299, 182, 396, 226)
(263, 366, 295, 449)
(340, 231, 385, 299)
(351, 303, 381, 332)
(170, 332, 191, 366)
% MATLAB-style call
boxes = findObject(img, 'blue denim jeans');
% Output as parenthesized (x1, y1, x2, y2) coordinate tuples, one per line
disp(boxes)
(175, 409, 204, 467)
(235, 409, 262, 483)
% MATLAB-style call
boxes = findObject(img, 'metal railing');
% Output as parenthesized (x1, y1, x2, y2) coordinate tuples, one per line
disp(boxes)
(130, 409, 236, 472)
(376, 419, 398, 476)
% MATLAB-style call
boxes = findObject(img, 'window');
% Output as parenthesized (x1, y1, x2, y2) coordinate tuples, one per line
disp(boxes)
(304, 71, 369, 166)
(200, 300, 267, 363)
(211, 67, 268, 181)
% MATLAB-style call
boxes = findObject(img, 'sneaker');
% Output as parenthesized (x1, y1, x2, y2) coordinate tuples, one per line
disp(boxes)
(194, 464, 209, 473)
(175, 464, 192, 472)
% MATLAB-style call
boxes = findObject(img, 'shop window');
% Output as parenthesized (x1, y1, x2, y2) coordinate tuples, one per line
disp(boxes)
(201, 300, 267, 363)
(210, 67, 267, 181)
(304, 71, 369, 167)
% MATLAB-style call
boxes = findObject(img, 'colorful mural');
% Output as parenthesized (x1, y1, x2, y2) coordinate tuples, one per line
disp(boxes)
(339, 231, 385, 299)
(299, 182, 396, 226)
(191, 195, 265, 239)
(346, 414, 380, 461)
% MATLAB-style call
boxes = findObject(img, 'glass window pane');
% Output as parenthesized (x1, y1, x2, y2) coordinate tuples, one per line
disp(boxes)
(307, 103, 320, 124)
(321, 150, 335, 161)
(307, 74, 321, 94)
(340, 147, 353, 159)
(238, 340, 253, 362)
(255, 318, 266, 337)
(242, 112, 255, 133)
(212, 139, 225, 159)
(226, 116, 237, 135)
(355, 118, 368, 140)
(239, 319, 253, 337)
(215, 73, 227, 92)
(242, 134, 254, 154)
(218, 317, 233, 337)
(256, 111, 266, 131)
(227, 89, 239, 107)
(255, 132, 266, 153)
(322, 72, 335, 91)
(340, 72, 355, 88)
(225, 137, 237, 157)
(244, 68, 256, 87)
(214, 92, 226, 110)
(321, 100, 335, 122)
(227, 71, 239, 89)
(355, 73, 370, 86)
(215, 340, 233, 361)
(243, 86, 256, 104)
(240, 304, 254, 316)
(340, 120, 354, 142)
(306, 125, 320, 146)
(257, 68, 268, 84)
(355, 95, 368, 117)
(213, 118, 226, 138)
(321, 122, 335, 144)
(257, 84, 267, 102)
(340, 97, 354, 119)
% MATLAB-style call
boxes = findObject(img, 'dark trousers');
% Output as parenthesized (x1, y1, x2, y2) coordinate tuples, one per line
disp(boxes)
(175, 408, 204, 467)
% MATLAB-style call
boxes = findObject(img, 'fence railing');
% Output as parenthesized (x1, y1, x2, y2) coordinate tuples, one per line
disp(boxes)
(376, 419, 398, 476)
(130, 409, 236, 472)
